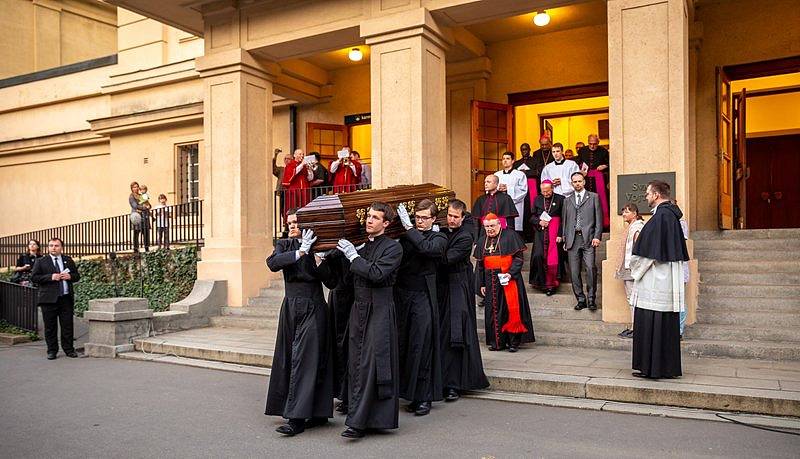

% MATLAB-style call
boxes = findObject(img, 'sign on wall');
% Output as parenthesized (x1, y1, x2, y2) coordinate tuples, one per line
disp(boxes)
(616, 172, 676, 215)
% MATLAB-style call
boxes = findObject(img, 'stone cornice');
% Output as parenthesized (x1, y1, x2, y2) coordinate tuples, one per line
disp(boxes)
(89, 102, 204, 135)
(195, 48, 279, 81)
(361, 8, 453, 51)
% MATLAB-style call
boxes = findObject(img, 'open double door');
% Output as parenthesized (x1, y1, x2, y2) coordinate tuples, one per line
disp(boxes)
(470, 101, 514, 202)
(717, 68, 747, 229)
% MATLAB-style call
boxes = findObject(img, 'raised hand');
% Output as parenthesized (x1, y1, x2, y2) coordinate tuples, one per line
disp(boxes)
(299, 229, 317, 254)
(397, 204, 413, 230)
(336, 239, 359, 261)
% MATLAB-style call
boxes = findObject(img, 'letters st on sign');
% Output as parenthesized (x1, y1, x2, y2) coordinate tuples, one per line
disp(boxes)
(616, 172, 676, 215)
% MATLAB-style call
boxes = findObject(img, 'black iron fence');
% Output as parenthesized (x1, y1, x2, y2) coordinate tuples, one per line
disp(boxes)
(0, 281, 38, 332)
(273, 185, 370, 242)
(0, 200, 204, 267)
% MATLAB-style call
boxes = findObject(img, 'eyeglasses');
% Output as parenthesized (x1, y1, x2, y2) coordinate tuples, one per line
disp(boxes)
(414, 215, 434, 220)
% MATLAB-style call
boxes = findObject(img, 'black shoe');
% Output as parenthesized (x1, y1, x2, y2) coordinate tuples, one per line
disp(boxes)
(47, 352, 57, 360)
(276, 419, 305, 436)
(335, 401, 348, 414)
(545, 288, 556, 296)
(444, 389, 459, 402)
(65, 351, 78, 358)
(588, 302, 597, 311)
(306, 417, 328, 428)
(341, 427, 365, 438)
(624, 329, 634, 339)
(508, 345, 518, 353)
(488, 345, 503, 352)
(632, 372, 653, 379)
(574, 302, 587, 310)
(414, 401, 432, 416)
(405, 401, 419, 413)
(618, 328, 630, 338)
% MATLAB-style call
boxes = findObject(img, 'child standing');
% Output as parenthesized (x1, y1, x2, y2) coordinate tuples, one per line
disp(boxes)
(614, 202, 645, 339)
(153, 194, 170, 249)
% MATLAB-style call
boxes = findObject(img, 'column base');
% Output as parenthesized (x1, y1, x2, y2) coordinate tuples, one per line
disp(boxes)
(197, 246, 270, 307)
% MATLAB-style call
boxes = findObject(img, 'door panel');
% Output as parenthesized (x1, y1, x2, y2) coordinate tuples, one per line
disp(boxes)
(717, 67, 734, 229)
(471, 100, 513, 202)
(745, 134, 800, 229)
(733, 89, 747, 228)
(306, 123, 348, 165)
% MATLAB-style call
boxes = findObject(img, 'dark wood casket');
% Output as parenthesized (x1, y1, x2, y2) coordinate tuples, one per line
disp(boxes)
(295, 183, 455, 250)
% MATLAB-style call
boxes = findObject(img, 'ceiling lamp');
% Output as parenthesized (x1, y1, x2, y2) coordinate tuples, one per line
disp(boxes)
(348, 48, 363, 62)
(533, 11, 550, 27)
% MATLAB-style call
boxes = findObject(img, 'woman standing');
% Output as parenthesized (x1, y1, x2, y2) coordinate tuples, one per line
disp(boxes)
(129, 181, 150, 253)
(13, 239, 42, 286)
(615, 203, 645, 338)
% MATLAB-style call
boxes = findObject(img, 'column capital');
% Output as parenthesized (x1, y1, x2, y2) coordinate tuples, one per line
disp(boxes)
(446, 56, 492, 84)
(195, 48, 279, 81)
(361, 8, 453, 51)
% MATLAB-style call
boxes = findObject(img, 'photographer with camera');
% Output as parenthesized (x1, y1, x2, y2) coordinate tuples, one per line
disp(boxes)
(330, 147, 362, 193)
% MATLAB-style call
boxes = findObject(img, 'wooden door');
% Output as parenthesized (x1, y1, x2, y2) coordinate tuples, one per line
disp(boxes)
(733, 89, 747, 228)
(717, 67, 734, 229)
(745, 134, 800, 229)
(306, 123, 348, 165)
(471, 101, 513, 202)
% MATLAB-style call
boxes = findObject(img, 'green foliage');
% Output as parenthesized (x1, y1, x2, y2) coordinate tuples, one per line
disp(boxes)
(0, 320, 39, 341)
(0, 270, 12, 282)
(73, 247, 198, 316)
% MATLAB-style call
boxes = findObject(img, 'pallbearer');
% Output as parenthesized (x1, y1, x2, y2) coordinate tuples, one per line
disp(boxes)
(529, 180, 565, 295)
(394, 200, 447, 416)
(336, 202, 403, 439)
(265, 210, 333, 436)
(438, 199, 489, 402)
(475, 213, 535, 352)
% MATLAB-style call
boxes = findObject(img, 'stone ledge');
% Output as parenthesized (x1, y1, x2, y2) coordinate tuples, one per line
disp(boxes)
(84, 309, 154, 321)
(84, 343, 135, 358)
(87, 297, 149, 313)
(0, 333, 32, 345)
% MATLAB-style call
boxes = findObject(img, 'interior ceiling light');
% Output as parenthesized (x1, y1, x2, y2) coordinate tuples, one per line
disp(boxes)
(533, 11, 550, 27)
(348, 48, 363, 62)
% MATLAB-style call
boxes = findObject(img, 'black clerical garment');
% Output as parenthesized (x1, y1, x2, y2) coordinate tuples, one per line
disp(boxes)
(475, 229, 535, 349)
(529, 193, 565, 289)
(577, 146, 609, 192)
(515, 150, 553, 242)
(471, 191, 518, 239)
(319, 250, 354, 402)
(394, 227, 447, 403)
(346, 234, 403, 430)
(632, 202, 690, 262)
(437, 220, 489, 392)
(265, 238, 334, 420)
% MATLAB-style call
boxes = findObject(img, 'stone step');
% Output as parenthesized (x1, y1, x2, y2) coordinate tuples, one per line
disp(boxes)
(221, 306, 280, 318)
(477, 307, 603, 331)
(694, 249, 794, 262)
(692, 228, 800, 240)
(700, 272, 800, 286)
(693, 239, 800, 251)
(684, 324, 800, 343)
(133, 337, 273, 367)
(698, 260, 800, 274)
(699, 284, 800, 298)
(533, 318, 627, 335)
(696, 311, 800, 328)
(209, 316, 278, 329)
(699, 296, 800, 312)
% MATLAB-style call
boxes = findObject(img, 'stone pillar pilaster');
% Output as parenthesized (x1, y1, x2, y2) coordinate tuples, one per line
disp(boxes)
(195, 49, 277, 307)
(602, 0, 698, 323)
(361, 8, 452, 188)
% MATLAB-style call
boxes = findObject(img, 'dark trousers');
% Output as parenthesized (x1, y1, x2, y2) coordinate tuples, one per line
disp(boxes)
(157, 227, 169, 249)
(41, 295, 75, 354)
(133, 220, 150, 252)
(567, 232, 597, 303)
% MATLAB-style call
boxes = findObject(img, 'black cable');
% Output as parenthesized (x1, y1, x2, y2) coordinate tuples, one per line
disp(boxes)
(715, 413, 800, 436)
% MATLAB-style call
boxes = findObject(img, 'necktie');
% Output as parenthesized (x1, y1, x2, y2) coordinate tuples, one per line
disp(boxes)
(575, 194, 583, 230)
(54, 257, 67, 295)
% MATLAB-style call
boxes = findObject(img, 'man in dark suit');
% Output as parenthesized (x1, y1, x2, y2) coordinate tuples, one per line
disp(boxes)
(30, 237, 81, 360)
(560, 172, 603, 311)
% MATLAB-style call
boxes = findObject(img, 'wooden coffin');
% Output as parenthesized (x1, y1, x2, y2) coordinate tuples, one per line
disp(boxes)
(295, 183, 456, 250)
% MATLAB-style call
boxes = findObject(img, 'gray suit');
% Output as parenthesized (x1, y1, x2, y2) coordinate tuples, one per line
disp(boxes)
(561, 190, 603, 304)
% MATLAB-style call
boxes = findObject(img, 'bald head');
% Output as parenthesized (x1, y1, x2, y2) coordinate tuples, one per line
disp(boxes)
(484, 174, 499, 193)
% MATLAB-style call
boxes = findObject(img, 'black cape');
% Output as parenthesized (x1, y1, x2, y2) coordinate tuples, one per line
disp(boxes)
(264, 238, 334, 420)
(346, 234, 403, 430)
(395, 228, 447, 403)
(474, 230, 535, 349)
(437, 221, 489, 391)
(471, 191, 518, 239)
(632, 202, 689, 262)
(319, 250, 354, 402)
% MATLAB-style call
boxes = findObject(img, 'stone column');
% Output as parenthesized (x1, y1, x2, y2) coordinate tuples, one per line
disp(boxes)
(84, 298, 153, 358)
(602, 0, 698, 323)
(361, 8, 452, 188)
(195, 49, 277, 307)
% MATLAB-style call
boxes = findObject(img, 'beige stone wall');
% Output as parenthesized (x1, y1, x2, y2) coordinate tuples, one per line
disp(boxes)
(117, 8, 204, 71)
(0, 0, 117, 79)
(693, 0, 800, 230)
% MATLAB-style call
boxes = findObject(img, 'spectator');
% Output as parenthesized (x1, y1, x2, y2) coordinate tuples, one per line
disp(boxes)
(308, 151, 329, 198)
(352, 151, 371, 188)
(273, 148, 291, 230)
(330, 147, 362, 193)
(281, 148, 313, 219)
(153, 194, 171, 250)
(614, 203, 645, 338)
(672, 199, 690, 338)
(12, 239, 42, 287)
(138, 184, 152, 210)
(129, 181, 150, 253)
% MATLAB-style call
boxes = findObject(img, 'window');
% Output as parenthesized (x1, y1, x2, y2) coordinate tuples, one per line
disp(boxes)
(176, 143, 200, 204)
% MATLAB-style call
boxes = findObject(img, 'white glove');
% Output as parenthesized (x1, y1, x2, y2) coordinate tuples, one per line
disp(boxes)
(397, 204, 413, 230)
(498, 273, 511, 285)
(337, 239, 359, 261)
(431, 224, 440, 232)
(315, 249, 332, 259)
(355, 243, 366, 250)
(299, 229, 317, 254)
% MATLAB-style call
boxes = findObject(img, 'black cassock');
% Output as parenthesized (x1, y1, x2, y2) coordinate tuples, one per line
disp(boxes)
(346, 235, 403, 431)
(470, 191, 518, 240)
(514, 150, 553, 242)
(265, 238, 334, 420)
(319, 250, 354, 403)
(437, 220, 489, 392)
(395, 228, 447, 403)
(528, 193, 565, 289)
(475, 230, 535, 349)
(577, 145, 610, 191)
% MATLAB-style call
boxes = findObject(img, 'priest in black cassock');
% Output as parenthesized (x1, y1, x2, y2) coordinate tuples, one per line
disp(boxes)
(630, 180, 689, 379)
(515, 135, 555, 240)
(335, 202, 403, 439)
(394, 199, 447, 416)
(318, 249, 354, 414)
(471, 174, 518, 240)
(475, 213, 535, 352)
(437, 199, 489, 402)
(265, 211, 334, 436)
(577, 134, 610, 228)
(529, 180, 565, 296)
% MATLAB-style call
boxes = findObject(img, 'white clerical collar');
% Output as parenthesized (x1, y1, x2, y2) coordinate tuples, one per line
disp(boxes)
(554, 158, 565, 165)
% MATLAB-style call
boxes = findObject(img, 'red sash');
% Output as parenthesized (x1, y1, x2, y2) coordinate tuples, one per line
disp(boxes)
(545, 216, 561, 289)
(587, 169, 610, 227)
(527, 178, 538, 208)
(484, 254, 528, 334)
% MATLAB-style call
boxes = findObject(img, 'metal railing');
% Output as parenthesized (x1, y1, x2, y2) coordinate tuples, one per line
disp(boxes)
(0, 281, 38, 332)
(0, 200, 204, 267)
(273, 185, 371, 242)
